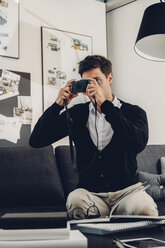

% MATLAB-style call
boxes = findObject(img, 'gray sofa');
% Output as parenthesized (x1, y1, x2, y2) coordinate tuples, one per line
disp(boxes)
(0, 144, 164, 215)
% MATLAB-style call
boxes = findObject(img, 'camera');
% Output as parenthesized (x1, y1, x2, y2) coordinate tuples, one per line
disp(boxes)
(70, 79, 90, 94)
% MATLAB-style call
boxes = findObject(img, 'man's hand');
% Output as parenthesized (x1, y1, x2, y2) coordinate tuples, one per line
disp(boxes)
(84, 78, 106, 112)
(56, 79, 78, 106)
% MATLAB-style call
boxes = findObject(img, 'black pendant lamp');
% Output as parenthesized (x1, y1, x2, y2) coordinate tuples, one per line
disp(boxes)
(135, 0, 165, 61)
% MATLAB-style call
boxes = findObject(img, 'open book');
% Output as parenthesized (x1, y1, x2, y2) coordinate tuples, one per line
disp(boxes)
(69, 182, 165, 235)
(69, 182, 165, 225)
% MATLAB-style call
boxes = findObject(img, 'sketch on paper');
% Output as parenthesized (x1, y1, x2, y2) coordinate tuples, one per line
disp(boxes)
(0, 69, 20, 101)
(13, 96, 32, 125)
(0, 69, 32, 147)
(41, 27, 92, 111)
(0, 0, 19, 58)
(0, 114, 21, 144)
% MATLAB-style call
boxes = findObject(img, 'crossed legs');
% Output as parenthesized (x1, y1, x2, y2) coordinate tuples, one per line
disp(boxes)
(66, 183, 158, 219)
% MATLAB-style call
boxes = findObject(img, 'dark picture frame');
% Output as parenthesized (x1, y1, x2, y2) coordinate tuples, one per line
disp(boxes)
(0, 0, 19, 59)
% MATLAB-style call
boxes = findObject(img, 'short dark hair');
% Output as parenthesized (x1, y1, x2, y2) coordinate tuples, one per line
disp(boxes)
(78, 55, 112, 78)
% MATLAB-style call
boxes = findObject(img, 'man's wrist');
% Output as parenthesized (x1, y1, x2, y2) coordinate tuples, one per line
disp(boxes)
(56, 98, 63, 106)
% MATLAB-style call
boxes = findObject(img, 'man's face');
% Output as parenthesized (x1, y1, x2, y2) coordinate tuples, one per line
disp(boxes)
(82, 67, 112, 96)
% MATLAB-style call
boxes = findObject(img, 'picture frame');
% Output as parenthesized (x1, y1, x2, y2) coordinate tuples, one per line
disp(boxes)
(41, 26, 93, 111)
(0, 0, 19, 59)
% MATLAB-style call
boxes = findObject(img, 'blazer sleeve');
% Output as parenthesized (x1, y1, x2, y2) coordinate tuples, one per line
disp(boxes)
(100, 100, 149, 153)
(29, 102, 68, 148)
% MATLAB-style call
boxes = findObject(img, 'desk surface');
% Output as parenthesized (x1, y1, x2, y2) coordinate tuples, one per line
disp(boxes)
(85, 225, 165, 248)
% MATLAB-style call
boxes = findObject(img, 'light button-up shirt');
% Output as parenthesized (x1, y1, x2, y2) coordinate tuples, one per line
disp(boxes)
(86, 96, 122, 151)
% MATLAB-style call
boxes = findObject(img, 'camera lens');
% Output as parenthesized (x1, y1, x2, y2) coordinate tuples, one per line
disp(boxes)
(77, 84, 83, 90)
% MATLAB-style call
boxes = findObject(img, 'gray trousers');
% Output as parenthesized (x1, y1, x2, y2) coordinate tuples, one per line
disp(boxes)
(66, 182, 158, 219)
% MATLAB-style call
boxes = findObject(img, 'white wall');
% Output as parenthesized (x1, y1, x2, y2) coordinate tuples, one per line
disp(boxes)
(0, 0, 106, 146)
(106, 0, 165, 145)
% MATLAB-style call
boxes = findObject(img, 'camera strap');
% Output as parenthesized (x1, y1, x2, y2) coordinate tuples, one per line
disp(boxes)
(64, 101, 78, 173)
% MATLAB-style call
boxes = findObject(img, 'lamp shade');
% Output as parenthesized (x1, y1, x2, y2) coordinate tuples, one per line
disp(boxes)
(135, 2, 165, 61)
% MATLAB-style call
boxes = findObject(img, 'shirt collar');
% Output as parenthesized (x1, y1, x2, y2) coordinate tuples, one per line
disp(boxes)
(112, 95, 122, 108)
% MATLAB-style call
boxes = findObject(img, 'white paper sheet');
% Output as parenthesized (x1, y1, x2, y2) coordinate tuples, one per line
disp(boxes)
(0, 114, 22, 143)
(0, 230, 87, 248)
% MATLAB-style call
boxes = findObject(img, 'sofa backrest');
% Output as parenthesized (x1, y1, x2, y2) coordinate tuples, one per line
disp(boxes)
(0, 145, 65, 207)
(1, 144, 164, 208)
(55, 145, 165, 196)
(137, 145, 165, 174)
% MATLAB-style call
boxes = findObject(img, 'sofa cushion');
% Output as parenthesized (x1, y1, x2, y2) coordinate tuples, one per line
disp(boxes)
(137, 145, 165, 174)
(0, 145, 65, 207)
(138, 171, 165, 200)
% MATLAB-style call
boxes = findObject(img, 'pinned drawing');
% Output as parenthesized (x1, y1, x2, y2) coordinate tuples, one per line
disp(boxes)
(0, 70, 20, 101)
(13, 96, 32, 125)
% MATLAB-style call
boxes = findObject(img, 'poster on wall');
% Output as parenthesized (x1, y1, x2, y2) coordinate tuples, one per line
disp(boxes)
(0, 0, 19, 58)
(41, 26, 93, 111)
(0, 69, 32, 147)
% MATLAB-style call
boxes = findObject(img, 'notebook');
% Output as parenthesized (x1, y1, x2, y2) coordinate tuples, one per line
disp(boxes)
(76, 219, 165, 235)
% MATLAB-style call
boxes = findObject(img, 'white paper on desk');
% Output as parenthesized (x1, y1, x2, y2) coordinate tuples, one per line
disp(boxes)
(0, 230, 87, 248)
(0, 227, 69, 241)
(0, 114, 22, 143)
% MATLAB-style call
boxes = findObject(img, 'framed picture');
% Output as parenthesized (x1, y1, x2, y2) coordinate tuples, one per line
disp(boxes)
(41, 26, 93, 111)
(0, 0, 19, 59)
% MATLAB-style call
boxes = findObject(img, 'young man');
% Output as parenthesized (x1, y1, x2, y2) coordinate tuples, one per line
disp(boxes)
(29, 55, 158, 219)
